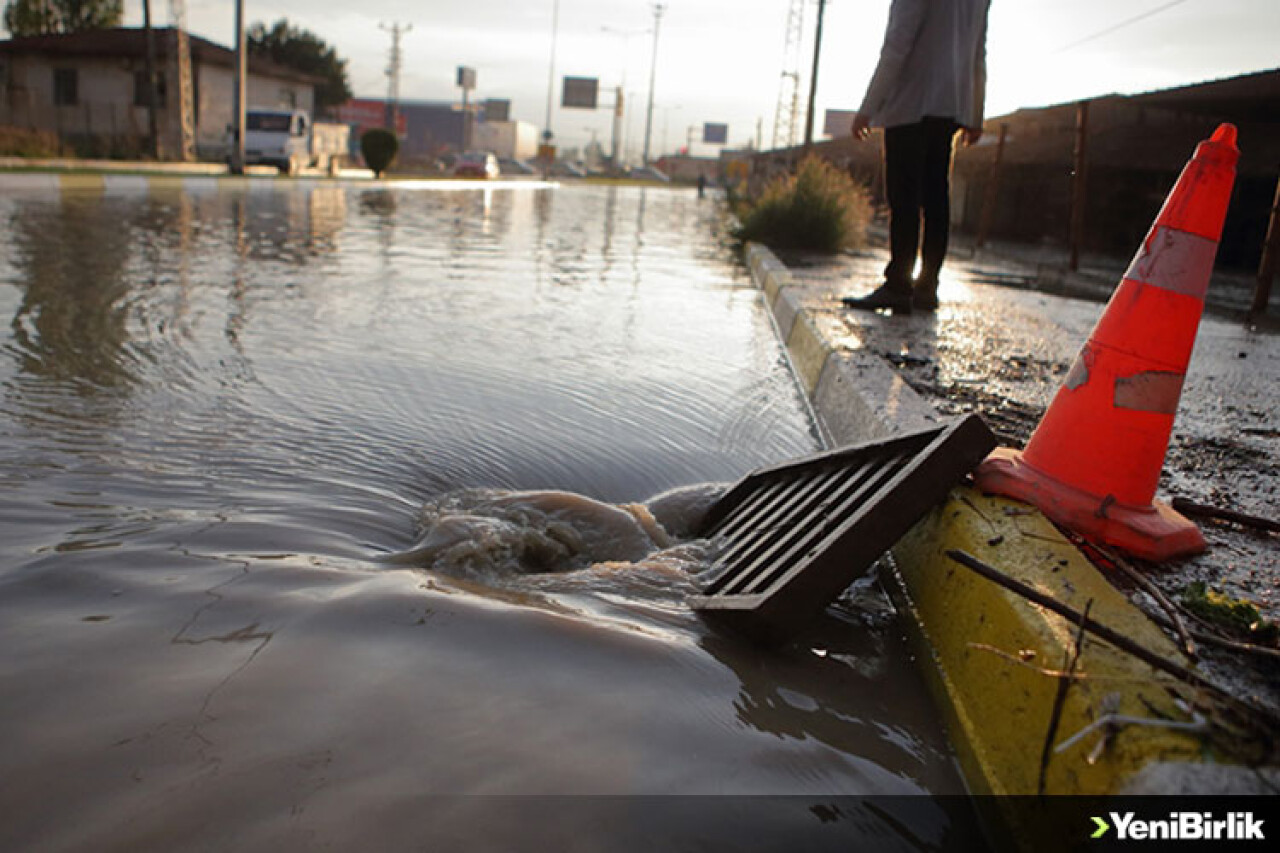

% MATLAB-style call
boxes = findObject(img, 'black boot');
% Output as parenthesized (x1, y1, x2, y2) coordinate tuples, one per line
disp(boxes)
(913, 283, 940, 310)
(842, 283, 913, 314)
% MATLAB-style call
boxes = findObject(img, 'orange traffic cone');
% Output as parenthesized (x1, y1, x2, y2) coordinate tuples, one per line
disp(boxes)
(975, 124, 1239, 561)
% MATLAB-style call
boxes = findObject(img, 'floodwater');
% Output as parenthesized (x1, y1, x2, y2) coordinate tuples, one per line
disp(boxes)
(0, 180, 975, 850)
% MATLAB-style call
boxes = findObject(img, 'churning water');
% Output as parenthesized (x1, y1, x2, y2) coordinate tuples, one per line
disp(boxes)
(0, 180, 975, 850)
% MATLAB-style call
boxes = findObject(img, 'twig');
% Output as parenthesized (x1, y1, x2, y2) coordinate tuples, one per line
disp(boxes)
(944, 549, 1275, 724)
(1038, 599, 1092, 795)
(1143, 610, 1280, 663)
(1055, 709, 1208, 756)
(966, 643, 1150, 682)
(1171, 497, 1279, 533)
(1096, 542, 1196, 659)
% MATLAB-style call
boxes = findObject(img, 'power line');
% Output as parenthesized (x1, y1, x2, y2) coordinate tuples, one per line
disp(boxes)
(1055, 0, 1192, 54)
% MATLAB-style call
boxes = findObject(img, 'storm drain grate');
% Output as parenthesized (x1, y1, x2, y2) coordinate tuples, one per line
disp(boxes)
(688, 414, 996, 643)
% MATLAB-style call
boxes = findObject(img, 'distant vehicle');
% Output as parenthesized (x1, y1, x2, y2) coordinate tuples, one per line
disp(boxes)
(499, 157, 535, 176)
(452, 151, 501, 179)
(550, 161, 587, 178)
(629, 165, 670, 183)
(240, 108, 349, 176)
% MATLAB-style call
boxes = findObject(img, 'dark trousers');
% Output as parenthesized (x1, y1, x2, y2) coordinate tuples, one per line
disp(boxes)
(883, 117, 959, 292)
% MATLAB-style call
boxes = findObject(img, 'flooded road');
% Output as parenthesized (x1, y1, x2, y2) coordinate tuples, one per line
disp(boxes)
(0, 181, 974, 850)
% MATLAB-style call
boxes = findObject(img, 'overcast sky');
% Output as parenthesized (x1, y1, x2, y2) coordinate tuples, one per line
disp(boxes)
(112, 0, 1280, 158)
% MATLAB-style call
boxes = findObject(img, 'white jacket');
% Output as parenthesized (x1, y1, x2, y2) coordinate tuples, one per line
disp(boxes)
(858, 0, 990, 130)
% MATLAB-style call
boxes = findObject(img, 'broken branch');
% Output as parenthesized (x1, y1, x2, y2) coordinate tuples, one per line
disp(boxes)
(944, 549, 1272, 722)
(1171, 497, 1279, 534)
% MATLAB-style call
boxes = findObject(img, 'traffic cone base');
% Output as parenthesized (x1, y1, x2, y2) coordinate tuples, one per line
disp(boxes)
(978, 447, 1207, 561)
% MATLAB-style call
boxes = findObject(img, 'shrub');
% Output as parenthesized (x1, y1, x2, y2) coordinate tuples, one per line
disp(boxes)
(732, 155, 870, 253)
(360, 128, 399, 178)
(0, 126, 64, 158)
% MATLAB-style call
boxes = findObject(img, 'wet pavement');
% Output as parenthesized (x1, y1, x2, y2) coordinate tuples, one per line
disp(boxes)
(771, 228, 1278, 712)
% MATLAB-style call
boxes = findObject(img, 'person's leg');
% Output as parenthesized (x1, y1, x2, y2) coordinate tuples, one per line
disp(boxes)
(915, 117, 959, 307)
(883, 121, 926, 291)
(845, 122, 923, 312)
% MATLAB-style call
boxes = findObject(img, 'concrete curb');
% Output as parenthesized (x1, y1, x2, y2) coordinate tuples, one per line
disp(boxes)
(0, 169, 330, 195)
(741, 242, 1264, 811)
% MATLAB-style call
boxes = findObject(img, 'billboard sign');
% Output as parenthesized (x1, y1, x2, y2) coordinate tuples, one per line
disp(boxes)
(457, 66, 477, 90)
(562, 76, 599, 109)
(823, 109, 858, 138)
(334, 98, 406, 135)
(484, 99, 511, 123)
(703, 122, 728, 145)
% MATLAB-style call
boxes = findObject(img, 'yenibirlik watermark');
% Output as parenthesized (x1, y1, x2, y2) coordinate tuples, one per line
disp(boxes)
(1091, 811, 1265, 842)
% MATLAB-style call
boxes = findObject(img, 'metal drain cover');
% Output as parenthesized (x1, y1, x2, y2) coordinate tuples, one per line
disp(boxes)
(689, 414, 997, 643)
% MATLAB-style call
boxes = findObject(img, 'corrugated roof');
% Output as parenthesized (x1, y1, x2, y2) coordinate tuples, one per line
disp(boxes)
(1128, 67, 1280, 124)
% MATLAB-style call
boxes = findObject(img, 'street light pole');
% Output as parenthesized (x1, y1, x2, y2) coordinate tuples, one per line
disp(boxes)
(602, 25, 648, 171)
(231, 0, 245, 173)
(544, 0, 560, 149)
(803, 0, 827, 151)
(641, 3, 665, 166)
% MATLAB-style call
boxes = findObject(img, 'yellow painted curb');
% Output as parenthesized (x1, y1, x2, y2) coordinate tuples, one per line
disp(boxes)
(58, 172, 105, 195)
(891, 488, 1208, 837)
(146, 175, 190, 195)
(783, 307, 832, 396)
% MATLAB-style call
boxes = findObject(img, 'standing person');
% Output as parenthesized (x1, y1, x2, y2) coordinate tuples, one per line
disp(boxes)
(842, 0, 990, 314)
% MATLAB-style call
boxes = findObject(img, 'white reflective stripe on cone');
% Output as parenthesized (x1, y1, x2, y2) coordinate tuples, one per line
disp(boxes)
(1122, 225, 1219, 300)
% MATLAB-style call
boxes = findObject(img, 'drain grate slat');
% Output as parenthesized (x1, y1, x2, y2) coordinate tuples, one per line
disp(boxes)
(708, 457, 890, 596)
(689, 415, 996, 644)
(727, 451, 911, 598)
(709, 463, 868, 578)
(708, 479, 796, 541)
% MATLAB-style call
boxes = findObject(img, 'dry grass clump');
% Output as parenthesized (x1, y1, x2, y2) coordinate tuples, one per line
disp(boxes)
(0, 126, 64, 157)
(732, 155, 871, 253)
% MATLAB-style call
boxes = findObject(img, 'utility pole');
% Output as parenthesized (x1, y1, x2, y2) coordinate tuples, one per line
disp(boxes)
(641, 3, 665, 166)
(142, 0, 161, 159)
(381, 22, 411, 130)
(230, 0, 246, 173)
(803, 0, 827, 151)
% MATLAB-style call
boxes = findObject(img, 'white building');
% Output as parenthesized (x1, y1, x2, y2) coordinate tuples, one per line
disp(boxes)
(0, 27, 321, 159)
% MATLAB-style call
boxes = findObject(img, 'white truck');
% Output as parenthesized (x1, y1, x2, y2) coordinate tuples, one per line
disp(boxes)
(241, 108, 350, 176)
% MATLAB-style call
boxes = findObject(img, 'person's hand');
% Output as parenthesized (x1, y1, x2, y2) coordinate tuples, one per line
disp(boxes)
(850, 113, 871, 141)
(961, 126, 984, 146)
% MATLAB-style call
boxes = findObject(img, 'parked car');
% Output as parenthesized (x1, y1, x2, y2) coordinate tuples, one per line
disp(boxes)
(452, 151, 500, 179)
(499, 157, 535, 176)
(628, 165, 670, 183)
(550, 161, 587, 178)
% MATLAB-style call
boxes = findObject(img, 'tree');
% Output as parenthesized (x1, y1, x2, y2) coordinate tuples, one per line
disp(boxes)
(360, 128, 398, 178)
(4, 0, 123, 37)
(247, 19, 352, 117)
